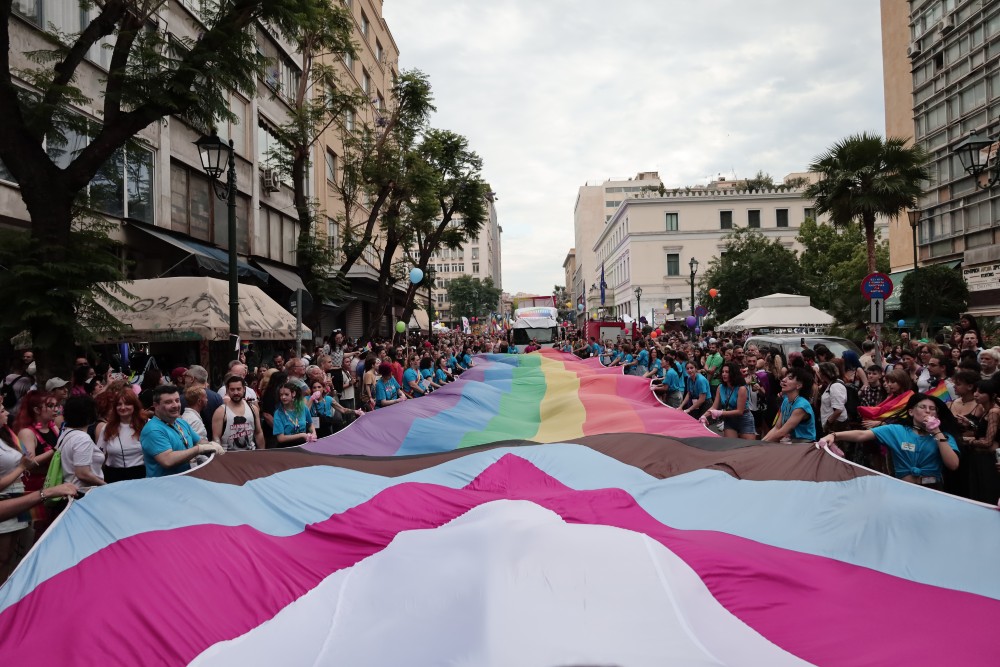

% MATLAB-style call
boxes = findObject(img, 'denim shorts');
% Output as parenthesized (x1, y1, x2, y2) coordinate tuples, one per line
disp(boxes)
(723, 412, 757, 435)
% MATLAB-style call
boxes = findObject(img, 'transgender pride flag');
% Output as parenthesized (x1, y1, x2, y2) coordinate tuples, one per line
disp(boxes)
(1, 351, 997, 666)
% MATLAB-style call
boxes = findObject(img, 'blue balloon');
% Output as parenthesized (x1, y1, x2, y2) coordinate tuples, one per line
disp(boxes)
(409, 268, 424, 284)
(577, 304, 584, 311)
(897, 319, 906, 328)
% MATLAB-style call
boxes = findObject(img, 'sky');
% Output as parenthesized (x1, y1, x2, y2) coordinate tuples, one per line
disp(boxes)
(381, 1, 887, 296)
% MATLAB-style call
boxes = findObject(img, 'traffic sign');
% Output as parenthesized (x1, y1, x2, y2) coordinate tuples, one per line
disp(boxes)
(870, 297, 885, 324)
(695, 305, 708, 318)
(860, 272, 893, 300)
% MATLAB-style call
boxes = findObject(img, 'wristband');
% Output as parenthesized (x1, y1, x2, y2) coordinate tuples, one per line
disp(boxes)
(39, 489, 46, 501)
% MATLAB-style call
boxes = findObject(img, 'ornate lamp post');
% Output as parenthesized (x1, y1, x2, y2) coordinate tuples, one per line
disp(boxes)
(688, 257, 699, 317)
(633, 285, 642, 324)
(953, 130, 1000, 188)
(194, 133, 239, 358)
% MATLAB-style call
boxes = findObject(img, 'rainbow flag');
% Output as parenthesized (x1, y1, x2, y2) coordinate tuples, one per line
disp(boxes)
(2, 351, 998, 666)
(858, 390, 913, 422)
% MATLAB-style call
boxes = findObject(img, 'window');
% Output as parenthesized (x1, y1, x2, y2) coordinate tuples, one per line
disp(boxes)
(776, 208, 789, 228)
(471, 247, 479, 259)
(343, 51, 353, 72)
(216, 93, 249, 157)
(666, 253, 680, 276)
(666, 298, 683, 313)
(748, 210, 761, 228)
(13, 0, 84, 34)
(257, 121, 289, 181)
(376, 40, 384, 63)
(804, 207, 815, 221)
(171, 162, 250, 253)
(325, 149, 338, 183)
(720, 210, 733, 229)
(327, 217, 338, 254)
(665, 212, 678, 231)
(256, 30, 300, 101)
(344, 109, 355, 132)
(605, 200, 622, 208)
(472, 262, 479, 273)
(362, 69, 371, 95)
(361, 11, 370, 38)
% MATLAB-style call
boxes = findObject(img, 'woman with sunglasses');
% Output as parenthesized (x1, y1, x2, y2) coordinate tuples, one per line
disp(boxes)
(13, 391, 59, 539)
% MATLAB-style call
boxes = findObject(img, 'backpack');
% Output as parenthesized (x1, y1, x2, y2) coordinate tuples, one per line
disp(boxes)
(835, 380, 861, 424)
(0, 374, 25, 411)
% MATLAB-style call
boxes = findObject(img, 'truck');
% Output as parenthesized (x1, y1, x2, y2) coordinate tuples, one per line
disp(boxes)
(583, 319, 629, 349)
(510, 306, 560, 352)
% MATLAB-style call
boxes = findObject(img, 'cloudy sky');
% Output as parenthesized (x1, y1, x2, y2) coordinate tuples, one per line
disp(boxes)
(382, 1, 887, 296)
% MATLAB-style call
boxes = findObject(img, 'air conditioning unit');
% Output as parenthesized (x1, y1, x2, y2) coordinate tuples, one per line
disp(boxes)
(940, 14, 956, 35)
(261, 168, 281, 193)
(907, 41, 922, 58)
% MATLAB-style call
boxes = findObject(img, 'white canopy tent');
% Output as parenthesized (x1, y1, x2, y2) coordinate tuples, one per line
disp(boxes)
(715, 293, 834, 332)
(94, 276, 311, 343)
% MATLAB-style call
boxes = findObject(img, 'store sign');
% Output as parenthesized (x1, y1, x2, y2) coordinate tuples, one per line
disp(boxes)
(963, 263, 1000, 293)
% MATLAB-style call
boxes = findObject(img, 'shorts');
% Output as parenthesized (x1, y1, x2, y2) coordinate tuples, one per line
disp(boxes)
(723, 412, 756, 435)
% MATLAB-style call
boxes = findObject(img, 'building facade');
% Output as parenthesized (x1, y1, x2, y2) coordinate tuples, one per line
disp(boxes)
(0, 0, 414, 346)
(882, 0, 1000, 316)
(572, 172, 663, 321)
(428, 193, 503, 325)
(589, 187, 848, 323)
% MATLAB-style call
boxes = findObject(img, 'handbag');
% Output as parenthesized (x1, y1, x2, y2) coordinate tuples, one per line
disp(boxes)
(42, 431, 67, 506)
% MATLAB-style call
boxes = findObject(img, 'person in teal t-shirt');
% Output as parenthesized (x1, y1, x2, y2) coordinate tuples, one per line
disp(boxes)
(763, 367, 816, 442)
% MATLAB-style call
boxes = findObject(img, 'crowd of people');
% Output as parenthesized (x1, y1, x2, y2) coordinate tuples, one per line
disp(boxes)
(578, 313, 1000, 507)
(1, 316, 998, 583)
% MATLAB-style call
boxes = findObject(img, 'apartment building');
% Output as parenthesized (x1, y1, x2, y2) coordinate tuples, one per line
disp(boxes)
(0, 0, 408, 346)
(588, 186, 848, 321)
(573, 172, 663, 321)
(881, 0, 1000, 316)
(428, 192, 503, 325)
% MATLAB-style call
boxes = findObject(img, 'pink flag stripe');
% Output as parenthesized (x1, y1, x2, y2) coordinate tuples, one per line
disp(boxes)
(0, 454, 995, 666)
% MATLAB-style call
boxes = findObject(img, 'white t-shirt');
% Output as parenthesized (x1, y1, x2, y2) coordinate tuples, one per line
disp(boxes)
(181, 408, 208, 441)
(820, 382, 848, 425)
(60, 429, 106, 489)
(97, 423, 144, 469)
(0, 438, 28, 534)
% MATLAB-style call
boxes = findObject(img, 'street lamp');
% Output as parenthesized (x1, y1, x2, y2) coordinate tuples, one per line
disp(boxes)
(953, 130, 1000, 188)
(633, 285, 642, 323)
(688, 257, 699, 317)
(907, 209, 921, 330)
(195, 133, 239, 358)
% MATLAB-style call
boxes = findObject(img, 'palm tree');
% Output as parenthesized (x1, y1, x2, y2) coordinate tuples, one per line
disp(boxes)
(804, 132, 929, 274)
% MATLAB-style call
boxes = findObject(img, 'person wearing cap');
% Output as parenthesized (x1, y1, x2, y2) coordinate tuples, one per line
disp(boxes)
(44, 377, 70, 427)
(170, 367, 188, 386)
(3, 352, 34, 417)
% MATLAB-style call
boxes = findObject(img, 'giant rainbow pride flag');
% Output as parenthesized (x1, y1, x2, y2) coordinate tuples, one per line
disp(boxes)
(1, 350, 998, 665)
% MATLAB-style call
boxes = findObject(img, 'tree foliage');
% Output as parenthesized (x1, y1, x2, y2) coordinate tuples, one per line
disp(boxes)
(900, 265, 969, 325)
(797, 218, 888, 324)
(804, 132, 929, 273)
(698, 228, 805, 322)
(0, 0, 336, 377)
(446, 276, 502, 320)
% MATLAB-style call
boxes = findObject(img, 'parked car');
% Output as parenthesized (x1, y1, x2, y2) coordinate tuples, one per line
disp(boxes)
(743, 335, 862, 362)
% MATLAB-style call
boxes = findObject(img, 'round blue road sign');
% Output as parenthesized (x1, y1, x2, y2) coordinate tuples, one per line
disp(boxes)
(860, 272, 893, 300)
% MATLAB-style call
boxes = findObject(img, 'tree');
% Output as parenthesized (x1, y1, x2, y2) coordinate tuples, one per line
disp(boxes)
(446, 276, 502, 320)
(804, 132, 929, 273)
(0, 0, 328, 378)
(797, 218, 889, 324)
(396, 130, 488, 332)
(900, 265, 969, 326)
(744, 170, 775, 191)
(698, 228, 805, 322)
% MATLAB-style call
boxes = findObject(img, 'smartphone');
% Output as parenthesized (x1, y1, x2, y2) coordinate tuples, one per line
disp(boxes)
(800, 337, 806, 347)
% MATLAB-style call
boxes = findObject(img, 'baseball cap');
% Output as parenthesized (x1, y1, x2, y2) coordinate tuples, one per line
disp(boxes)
(45, 377, 69, 391)
(170, 367, 188, 383)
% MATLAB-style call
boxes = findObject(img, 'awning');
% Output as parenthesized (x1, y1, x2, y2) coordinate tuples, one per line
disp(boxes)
(409, 309, 430, 330)
(95, 276, 311, 342)
(253, 259, 307, 292)
(886, 260, 961, 310)
(130, 223, 268, 283)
